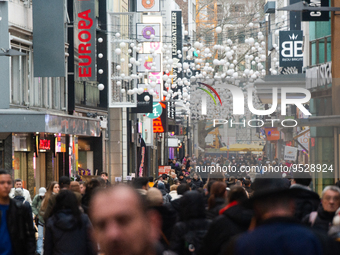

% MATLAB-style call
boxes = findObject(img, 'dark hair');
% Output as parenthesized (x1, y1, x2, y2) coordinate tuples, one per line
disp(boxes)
(133, 177, 149, 189)
(86, 179, 101, 195)
(208, 182, 227, 209)
(244, 180, 251, 186)
(148, 176, 154, 182)
(97, 177, 106, 187)
(59, 176, 70, 189)
(293, 172, 312, 186)
(52, 190, 82, 227)
(101, 172, 108, 177)
(14, 178, 22, 184)
(207, 180, 216, 193)
(177, 183, 190, 195)
(227, 186, 247, 203)
(0, 169, 11, 176)
(41, 181, 58, 211)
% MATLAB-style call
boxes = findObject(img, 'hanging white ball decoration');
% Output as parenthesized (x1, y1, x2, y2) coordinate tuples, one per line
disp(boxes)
(98, 69, 104, 74)
(115, 48, 121, 55)
(216, 27, 222, 34)
(121, 89, 125, 93)
(98, 53, 103, 58)
(98, 84, 104, 91)
(144, 95, 150, 101)
(120, 42, 126, 48)
(115, 33, 121, 38)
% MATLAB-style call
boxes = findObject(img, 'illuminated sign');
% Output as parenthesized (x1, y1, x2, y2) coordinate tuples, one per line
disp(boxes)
(39, 139, 51, 150)
(153, 102, 167, 133)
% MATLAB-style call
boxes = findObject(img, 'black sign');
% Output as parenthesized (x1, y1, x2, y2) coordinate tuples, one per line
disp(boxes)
(279, 30, 303, 73)
(171, 10, 183, 92)
(302, 0, 329, 22)
(168, 101, 176, 119)
(131, 92, 153, 113)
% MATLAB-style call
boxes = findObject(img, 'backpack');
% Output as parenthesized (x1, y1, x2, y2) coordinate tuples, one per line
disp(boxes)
(182, 226, 209, 255)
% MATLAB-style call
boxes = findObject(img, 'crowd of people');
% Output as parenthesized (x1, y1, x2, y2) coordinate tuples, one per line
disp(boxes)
(1, 163, 340, 255)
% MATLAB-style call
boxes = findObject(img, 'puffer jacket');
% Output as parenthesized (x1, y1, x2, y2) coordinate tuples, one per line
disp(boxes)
(31, 194, 44, 224)
(0, 199, 36, 255)
(44, 209, 97, 255)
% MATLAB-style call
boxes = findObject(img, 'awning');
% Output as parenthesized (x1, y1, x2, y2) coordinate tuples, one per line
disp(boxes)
(0, 109, 100, 136)
(255, 74, 307, 104)
(297, 115, 340, 127)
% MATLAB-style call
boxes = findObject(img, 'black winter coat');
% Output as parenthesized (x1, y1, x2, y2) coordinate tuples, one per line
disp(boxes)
(205, 197, 226, 220)
(302, 205, 336, 234)
(0, 199, 36, 255)
(44, 209, 97, 255)
(198, 204, 253, 255)
(192, 178, 203, 188)
(290, 186, 320, 221)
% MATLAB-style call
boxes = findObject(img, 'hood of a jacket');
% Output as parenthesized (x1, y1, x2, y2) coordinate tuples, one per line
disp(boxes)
(179, 191, 206, 221)
(223, 204, 253, 227)
(53, 209, 79, 231)
(14, 196, 25, 203)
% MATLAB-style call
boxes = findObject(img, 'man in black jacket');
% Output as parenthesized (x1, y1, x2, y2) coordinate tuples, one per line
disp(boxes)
(0, 169, 35, 255)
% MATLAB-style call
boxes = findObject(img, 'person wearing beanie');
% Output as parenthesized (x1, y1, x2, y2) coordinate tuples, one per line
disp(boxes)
(32, 187, 47, 255)
(157, 182, 172, 204)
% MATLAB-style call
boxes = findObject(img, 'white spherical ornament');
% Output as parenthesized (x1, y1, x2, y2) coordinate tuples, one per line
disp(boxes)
(245, 39, 249, 44)
(115, 48, 121, 55)
(137, 87, 144, 94)
(183, 47, 188, 52)
(98, 84, 105, 91)
(216, 26, 222, 34)
(116, 65, 121, 70)
(273, 57, 278, 62)
(120, 42, 126, 48)
(98, 69, 104, 74)
(232, 72, 238, 78)
(98, 53, 103, 58)
(150, 34, 155, 39)
(128, 64, 132, 68)
(248, 22, 254, 27)
(135, 61, 140, 66)
(248, 38, 255, 45)
(213, 59, 220, 65)
(275, 61, 279, 66)
(144, 95, 150, 101)
(184, 30, 188, 35)
(115, 33, 121, 38)
(178, 54, 182, 58)
(121, 58, 125, 62)
(194, 42, 200, 48)
(121, 89, 126, 93)
(227, 39, 232, 45)
(183, 62, 189, 69)
(251, 61, 256, 65)
(149, 89, 154, 95)
(244, 69, 250, 75)
(117, 81, 122, 86)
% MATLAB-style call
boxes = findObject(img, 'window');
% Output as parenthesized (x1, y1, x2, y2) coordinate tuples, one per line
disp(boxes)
(11, 49, 29, 105)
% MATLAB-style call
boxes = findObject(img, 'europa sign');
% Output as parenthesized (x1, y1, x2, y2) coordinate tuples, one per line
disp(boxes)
(279, 30, 303, 72)
(74, 0, 96, 81)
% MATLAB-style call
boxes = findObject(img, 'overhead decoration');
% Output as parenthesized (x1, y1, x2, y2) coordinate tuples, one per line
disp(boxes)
(136, 0, 160, 12)
(137, 23, 161, 42)
(137, 53, 161, 72)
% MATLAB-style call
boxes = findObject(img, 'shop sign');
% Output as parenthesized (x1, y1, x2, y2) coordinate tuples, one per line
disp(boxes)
(302, 0, 329, 22)
(171, 10, 183, 94)
(146, 102, 163, 119)
(284, 146, 298, 161)
(265, 128, 280, 141)
(158, 166, 171, 176)
(279, 30, 303, 71)
(306, 62, 332, 89)
(39, 139, 51, 150)
(297, 130, 310, 150)
(153, 102, 167, 133)
(74, 0, 96, 81)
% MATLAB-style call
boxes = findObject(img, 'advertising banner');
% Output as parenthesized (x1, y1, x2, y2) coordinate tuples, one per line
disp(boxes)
(74, 0, 96, 81)
(279, 30, 303, 73)
(284, 146, 298, 161)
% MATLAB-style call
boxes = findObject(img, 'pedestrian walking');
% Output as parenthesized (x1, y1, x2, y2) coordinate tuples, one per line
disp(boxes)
(31, 187, 46, 255)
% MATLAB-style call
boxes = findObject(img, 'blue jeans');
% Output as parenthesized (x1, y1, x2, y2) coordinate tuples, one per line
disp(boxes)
(37, 223, 44, 254)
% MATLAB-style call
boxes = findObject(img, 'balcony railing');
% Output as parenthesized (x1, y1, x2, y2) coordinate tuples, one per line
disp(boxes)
(309, 35, 331, 67)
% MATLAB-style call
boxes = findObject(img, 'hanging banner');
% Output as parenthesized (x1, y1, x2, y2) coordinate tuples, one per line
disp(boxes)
(279, 30, 303, 73)
(137, 23, 161, 42)
(131, 92, 153, 113)
(138, 138, 146, 177)
(171, 10, 183, 91)
(136, 0, 160, 12)
(284, 146, 298, 161)
(74, 0, 96, 81)
(302, 0, 329, 22)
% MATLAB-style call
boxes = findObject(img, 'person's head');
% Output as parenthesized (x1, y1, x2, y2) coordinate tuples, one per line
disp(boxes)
(148, 176, 154, 183)
(146, 187, 163, 207)
(79, 181, 86, 195)
(157, 182, 166, 190)
(59, 176, 71, 190)
(70, 181, 81, 193)
(227, 186, 248, 203)
(161, 174, 168, 181)
(101, 172, 109, 181)
(229, 176, 236, 183)
(52, 190, 81, 222)
(14, 188, 24, 197)
(179, 191, 206, 221)
(170, 184, 178, 192)
(208, 182, 227, 209)
(172, 159, 176, 164)
(178, 173, 184, 180)
(321, 186, 340, 213)
(244, 179, 251, 187)
(85, 178, 101, 197)
(38, 187, 47, 198)
(177, 183, 190, 195)
(0, 170, 12, 201)
(171, 172, 176, 179)
(89, 185, 161, 255)
(193, 173, 199, 180)
(132, 177, 149, 190)
(186, 176, 192, 184)
(40, 181, 59, 211)
(292, 171, 312, 186)
(235, 180, 242, 186)
(14, 178, 22, 188)
(52, 182, 60, 194)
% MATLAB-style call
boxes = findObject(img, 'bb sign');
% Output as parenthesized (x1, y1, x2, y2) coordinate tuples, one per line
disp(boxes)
(279, 30, 303, 70)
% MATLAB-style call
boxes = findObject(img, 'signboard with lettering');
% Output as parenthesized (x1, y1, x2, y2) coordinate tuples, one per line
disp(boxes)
(302, 0, 329, 22)
(74, 0, 96, 81)
(171, 10, 183, 94)
(306, 62, 332, 89)
(153, 102, 167, 133)
(279, 30, 303, 72)
(284, 146, 298, 161)
(131, 92, 153, 113)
